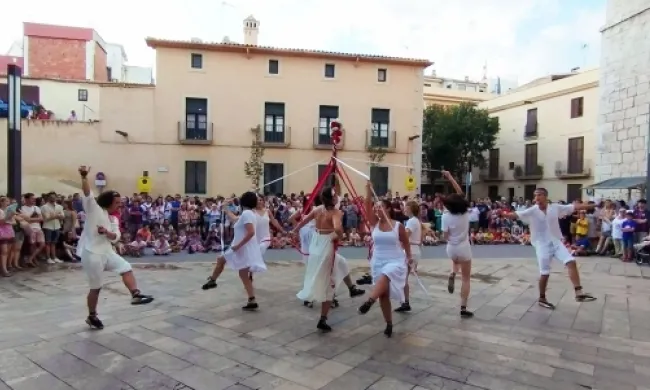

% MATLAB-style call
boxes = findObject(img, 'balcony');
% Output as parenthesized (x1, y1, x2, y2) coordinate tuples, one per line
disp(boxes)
(261, 125, 291, 148)
(313, 127, 345, 150)
(513, 164, 544, 180)
(555, 159, 592, 179)
(524, 121, 538, 140)
(365, 130, 397, 152)
(478, 167, 504, 182)
(178, 121, 213, 145)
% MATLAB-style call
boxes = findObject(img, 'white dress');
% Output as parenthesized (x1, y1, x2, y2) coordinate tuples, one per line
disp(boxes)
(223, 210, 266, 273)
(255, 210, 271, 255)
(442, 212, 472, 261)
(405, 216, 422, 268)
(299, 218, 315, 263)
(370, 222, 407, 302)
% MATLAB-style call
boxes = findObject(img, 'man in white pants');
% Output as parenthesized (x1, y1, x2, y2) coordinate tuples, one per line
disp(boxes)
(77, 166, 154, 329)
(505, 188, 596, 309)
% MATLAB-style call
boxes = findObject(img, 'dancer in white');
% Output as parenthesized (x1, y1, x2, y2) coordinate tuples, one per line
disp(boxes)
(76, 166, 154, 330)
(290, 196, 318, 264)
(202, 192, 265, 311)
(293, 187, 346, 332)
(440, 171, 474, 318)
(395, 200, 423, 313)
(504, 188, 596, 309)
(358, 181, 411, 337)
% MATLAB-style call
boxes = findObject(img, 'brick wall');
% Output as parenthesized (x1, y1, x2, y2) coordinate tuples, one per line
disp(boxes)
(93, 42, 108, 82)
(28, 36, 87, 80)
(595, 0, 650, 198)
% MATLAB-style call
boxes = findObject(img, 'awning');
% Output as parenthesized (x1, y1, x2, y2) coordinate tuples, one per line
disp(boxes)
(582, 176, 646, 190)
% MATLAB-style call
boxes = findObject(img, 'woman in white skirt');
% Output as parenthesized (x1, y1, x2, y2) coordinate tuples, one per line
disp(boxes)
(440, 171, 474, 318)
(252, 194, 284, 281)
(290, 195, 321, 264)
(202, 191, 265, 311)
(395, 200, 423, 313)
(358, 181, 411, 337)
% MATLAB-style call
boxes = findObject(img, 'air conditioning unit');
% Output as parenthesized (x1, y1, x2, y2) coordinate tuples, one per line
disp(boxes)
(190, 37, 203, 43)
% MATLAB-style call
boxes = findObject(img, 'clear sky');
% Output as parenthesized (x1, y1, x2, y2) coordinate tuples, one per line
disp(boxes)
(0, 0, 606, 84)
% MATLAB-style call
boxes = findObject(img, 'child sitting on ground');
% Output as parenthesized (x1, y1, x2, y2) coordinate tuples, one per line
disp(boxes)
(128, 235, 147, 257)
(153, 235, 171, 256)
(349, 228, 363, 247)
(204, 227, 221, 252)
(169, 231, 181, 253)
(520, 229, 531, 245)
(271, 232, 287, 249)
(185, 230, 204, 254)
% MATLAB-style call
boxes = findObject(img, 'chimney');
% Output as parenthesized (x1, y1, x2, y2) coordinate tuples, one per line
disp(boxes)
(243, 15, 259, 45)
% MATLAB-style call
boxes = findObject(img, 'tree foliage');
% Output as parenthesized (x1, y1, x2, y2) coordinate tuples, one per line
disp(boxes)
(422, 102, 499, 181)
(244, 125, 265, 188)
(366, 144, 387, 166)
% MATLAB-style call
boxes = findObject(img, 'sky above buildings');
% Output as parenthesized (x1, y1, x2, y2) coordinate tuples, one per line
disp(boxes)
(1, 0, 606, 83)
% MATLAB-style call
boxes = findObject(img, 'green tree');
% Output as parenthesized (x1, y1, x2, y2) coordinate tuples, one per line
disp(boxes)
(422, 102, 499, 182)
(366, 144, 387, 166)
(244, 125, 265, 188)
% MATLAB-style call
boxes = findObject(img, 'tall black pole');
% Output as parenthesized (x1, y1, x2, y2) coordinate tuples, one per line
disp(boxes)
(646, 103, 650, 198)
(7, 64, 22, 199)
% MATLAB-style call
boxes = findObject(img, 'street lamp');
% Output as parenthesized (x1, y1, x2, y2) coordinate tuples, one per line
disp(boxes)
(7, 64, 22, 199)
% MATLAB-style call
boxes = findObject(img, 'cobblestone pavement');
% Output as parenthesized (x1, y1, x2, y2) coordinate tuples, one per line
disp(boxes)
(0, 257, 650, 390)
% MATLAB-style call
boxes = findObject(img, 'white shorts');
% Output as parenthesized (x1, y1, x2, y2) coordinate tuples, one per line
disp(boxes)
(446, 243, 472, 261)
(410, 245, 421, 270)
(533, 240, 574, 276)
(81, 249, 133, 289)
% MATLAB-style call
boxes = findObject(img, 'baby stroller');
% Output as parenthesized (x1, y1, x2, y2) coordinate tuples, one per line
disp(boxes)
(636, 246, 650, 265)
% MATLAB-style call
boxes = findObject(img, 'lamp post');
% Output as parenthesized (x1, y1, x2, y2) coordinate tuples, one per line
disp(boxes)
(6, 64, 22, 199)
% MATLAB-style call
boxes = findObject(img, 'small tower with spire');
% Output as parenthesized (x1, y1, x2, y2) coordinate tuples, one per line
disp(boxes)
(243, 15, 259, 46)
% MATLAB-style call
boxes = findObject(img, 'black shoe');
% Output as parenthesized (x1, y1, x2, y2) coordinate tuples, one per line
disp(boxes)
(131, 292, 154, 305)
(384, 323, 393, 338)
(86, 315, 104, 330)
(394, 302, 411, 313)
(332, 298, 339, 308)
(348, 285, 365, 297)
(317, 318, 332, 333)
(447, 273, 455, 294)
(358, 299, 375, 314)
(242, 302, 259, 311)
(356, 274, 372, 285)
(303, 300, 314, 308)
(460, 308, 474, 318)
(202, 277, 217, 290)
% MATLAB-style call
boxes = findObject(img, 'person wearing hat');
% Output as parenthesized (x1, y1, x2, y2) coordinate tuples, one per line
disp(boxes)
(621, 209, 638, 262)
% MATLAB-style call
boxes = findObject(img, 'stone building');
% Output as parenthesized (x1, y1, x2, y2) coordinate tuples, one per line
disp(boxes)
(595, 0, 650, 198)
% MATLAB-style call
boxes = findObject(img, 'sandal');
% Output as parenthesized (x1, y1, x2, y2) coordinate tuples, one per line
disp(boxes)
(538, 298, 555, 310)
(575, 293, 596, 302)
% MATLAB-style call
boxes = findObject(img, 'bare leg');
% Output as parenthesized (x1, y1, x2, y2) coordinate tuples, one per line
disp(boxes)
(358, 274, 389, 314)
(566, 260, 596, 302)
(448, 260, 458, 294)
(11, 241, 22, 269)
(343, 274, 365, 297)
(0, 244, 9, 275)
(121, 270, 138, 292)
(396, 272, 411, 312)
(458, 259, 473, 317)
(202, 256, 226, 290)
(87, 289, 100, 314)
(238, 268, 259, 310)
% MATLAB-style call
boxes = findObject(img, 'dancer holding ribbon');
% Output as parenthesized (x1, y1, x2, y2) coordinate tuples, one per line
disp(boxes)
(201, 191, 265, 311)
(358, 181, 410, 338)
(395, 200, 423, 313)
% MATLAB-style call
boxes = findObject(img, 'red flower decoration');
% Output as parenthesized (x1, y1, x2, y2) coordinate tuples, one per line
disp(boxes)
(330, 121, 343, 145)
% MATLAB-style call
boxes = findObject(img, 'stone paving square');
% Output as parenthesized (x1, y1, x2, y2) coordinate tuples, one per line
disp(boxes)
(0, 256, 649, 390)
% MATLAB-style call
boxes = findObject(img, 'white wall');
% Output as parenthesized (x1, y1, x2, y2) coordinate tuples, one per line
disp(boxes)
(125, 65, 153, 84)
(106, 43, 126, 82)
(12, 78, 102, 120)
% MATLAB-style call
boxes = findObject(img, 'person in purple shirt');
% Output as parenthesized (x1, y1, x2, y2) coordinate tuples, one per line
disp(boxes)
(633, 199, 650, 243)
(128, 200, 143, 235)
(621, 210, 637, 262)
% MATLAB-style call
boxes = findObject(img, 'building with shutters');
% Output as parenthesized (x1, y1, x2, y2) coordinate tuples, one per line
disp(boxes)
(472, 68, 599, 202)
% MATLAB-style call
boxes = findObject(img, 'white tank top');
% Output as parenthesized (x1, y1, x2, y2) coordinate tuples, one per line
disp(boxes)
(371, 221, 405, 262)
(405, 216, 421, 245)
(255, 210, 271, 242)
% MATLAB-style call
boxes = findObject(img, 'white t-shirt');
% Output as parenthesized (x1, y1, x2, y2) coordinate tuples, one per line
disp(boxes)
(405, 216, 422, 245)
(441, 211, 470, 246)
(41, 202, 64, 230)
(20, 205, 42, 230)
(516, 203, 574, 245)
(76, 192, 121, 255)
(468, 207, 480, 222)
(611, 217, 624, 240)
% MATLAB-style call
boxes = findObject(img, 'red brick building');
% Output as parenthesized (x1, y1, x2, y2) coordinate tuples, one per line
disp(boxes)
(17, 22, 109, 81)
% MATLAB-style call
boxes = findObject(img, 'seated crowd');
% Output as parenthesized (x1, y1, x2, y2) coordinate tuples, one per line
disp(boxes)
(0, 191, 647, 276)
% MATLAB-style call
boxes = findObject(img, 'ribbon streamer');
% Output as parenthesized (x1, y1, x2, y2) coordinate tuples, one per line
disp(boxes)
(338, 157, 444, 173)
(257, 159, 328, 190)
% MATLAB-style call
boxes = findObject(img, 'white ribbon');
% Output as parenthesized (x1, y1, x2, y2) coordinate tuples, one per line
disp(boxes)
(256, 159, 328, 191)
(338, 157, 443, 173)
(219, 220, 225, 255)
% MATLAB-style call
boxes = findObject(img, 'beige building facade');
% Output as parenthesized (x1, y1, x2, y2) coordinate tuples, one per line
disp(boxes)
(1, 17, 431, 196)
(474, 69, 599, 201)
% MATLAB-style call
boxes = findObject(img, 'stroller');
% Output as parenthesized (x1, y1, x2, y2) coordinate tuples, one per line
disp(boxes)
(636, 245, 650, 265)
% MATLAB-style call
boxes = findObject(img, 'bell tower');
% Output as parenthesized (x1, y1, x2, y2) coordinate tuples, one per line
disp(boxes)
(243, 15, 259, 46)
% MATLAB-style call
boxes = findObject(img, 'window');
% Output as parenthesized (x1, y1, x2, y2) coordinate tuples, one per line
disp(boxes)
(567, 136, 585, 174)
(507, 187, 515, 200)
(264, 102, 285, 143)
(184, 161, 207, 194)
(263, 163, 284, 195)
(570, 97, 584, 118)
(191, 53, 203, 69)
(370, 108, 390, 147)
(458, 84, 467, 91)
(106, 67, 112, 82)
(185, 98, 208, 140)
(488, 148, 500, 177)
(318, 105, 339, 144)
(77, 89, 88, 102)
(566, 184, 582, 202)
(324, 63, 335, 78)
(370, 166, 389, 196)
(508, 161, 515, 170)
(525, 108, 538, 136)
(378, 68, 387, 82)
(424, 83, 431, 87)
(524, 143, 538, 174)
(268, 59, 279, 75)
(318, 164, 335, 187)
(488, 186, 499, 200)
(524, 185, 537, 201)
